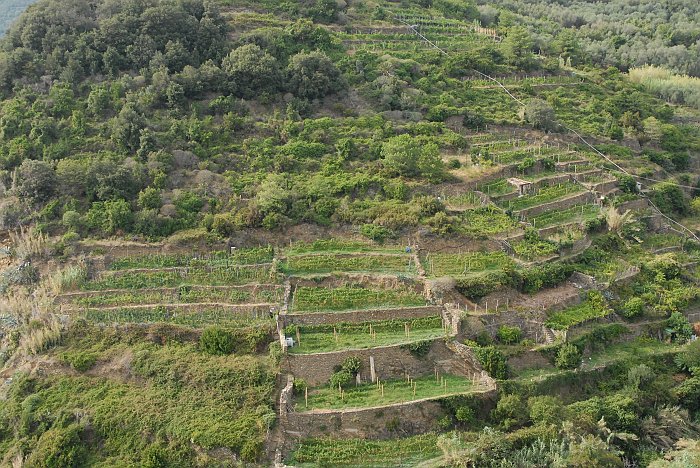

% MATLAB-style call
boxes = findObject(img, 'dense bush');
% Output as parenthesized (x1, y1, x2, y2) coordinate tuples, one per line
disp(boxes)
(555, 343, 581, 370)
(473, 345, 508, 379)
(199, 326, 235, 355)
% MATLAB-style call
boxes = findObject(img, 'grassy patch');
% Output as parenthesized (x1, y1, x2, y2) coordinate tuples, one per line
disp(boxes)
(81, 307, 275, 329)
(288, 434, 440, 467)
(299, 373, 477, 411)
(83, 265, 273, 290)
(545, 301, 611, 330)
(501, 183, 583, 211)
(422, 251, 514, 278)
(282, 254, 415, 275)
(109, 247, 274, 269)
(287, 316, 444, 354)
(459, 207, 519, 236)
(291, 285, 426, 312)
(530, 204, 601, 228)
(72, 286, 281, 307)
(0, 335, 276, 465)
(286, 239, 403, 255)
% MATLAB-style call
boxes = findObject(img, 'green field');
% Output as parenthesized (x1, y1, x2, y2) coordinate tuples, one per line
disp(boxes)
(70, 285, 281, 307)
(299, 373, 478, 411)
(288, 434, 441, 467)
(82, 265, 273, 290)
(501, 183, 583, 211)
(545, 301, 611, 330)
(108, 247, 274, 269)
(287, 317, 444, 354)
(291, 285, 426, 312)
(282, 254, 415, 275)
(422, 251, 514, 278)
(81, 307, 274, 329)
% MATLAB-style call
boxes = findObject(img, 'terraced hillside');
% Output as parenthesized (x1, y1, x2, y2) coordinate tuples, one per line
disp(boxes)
(1, 0, 700, 466)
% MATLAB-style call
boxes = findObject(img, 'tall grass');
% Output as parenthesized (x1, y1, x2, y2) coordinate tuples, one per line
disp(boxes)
(20, 319, 63, 355)
(629, 65, 700, 109)
(10, 226, 50, 260)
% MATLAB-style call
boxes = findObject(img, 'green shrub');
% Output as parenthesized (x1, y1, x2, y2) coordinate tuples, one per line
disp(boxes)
(25, 423, 85, 468)
(455, 406, 475, 424)
(528, 396, 563, 426)
(555, 343, 581, 370)
(61, 351, 97, 372)
(359, 224, 393, 243)
(492, 394, 527, 430)
(199, 326, 235, 355)
(667, 311, 693, 343)
(620, 297, 644, 318)
(497, 325, 522, 345)
(474, 346, 508, 379)
(402, 340, 432, 358)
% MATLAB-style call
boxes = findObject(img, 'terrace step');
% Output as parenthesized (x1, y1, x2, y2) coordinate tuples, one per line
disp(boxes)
(282, 305, 444, 326)
(517, 191, 596, 218)
(61, 302, 275, 316)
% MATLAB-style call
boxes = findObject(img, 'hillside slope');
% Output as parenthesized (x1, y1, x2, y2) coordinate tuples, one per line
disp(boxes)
(0, 0, 700, 466)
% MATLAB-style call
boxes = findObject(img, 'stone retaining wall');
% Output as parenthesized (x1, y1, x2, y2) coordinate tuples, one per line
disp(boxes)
(282, 388, 497, 441)
(281, 339, 477, 387)
(282, 306, 443, 327)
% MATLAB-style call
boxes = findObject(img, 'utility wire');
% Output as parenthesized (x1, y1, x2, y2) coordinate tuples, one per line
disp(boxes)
(394, 16, 700, 241)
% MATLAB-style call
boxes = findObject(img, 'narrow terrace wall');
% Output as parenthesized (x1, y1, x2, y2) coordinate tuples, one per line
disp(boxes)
(283, 306, 444, 327)
(281, 339, 478, 387)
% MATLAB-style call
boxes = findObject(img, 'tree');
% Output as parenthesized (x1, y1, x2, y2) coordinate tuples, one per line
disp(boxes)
(286, 51, 344, 100)
(381, 135, 445, 182)
(492, 394, 527, 430)
(222, 44, 281, 98)
(474, 345, 508, 379)
(667, 311, 693, 343)
(14, 159, 56, 204)
(528, 395, 563, 425)
(524, 99, 556, 131)
(137, 187, 162, 210)
(111, 103, 146, 153)
(555, 343, 582, 369)
(502, 26, 535, 69)
(102, 199, 133, 234)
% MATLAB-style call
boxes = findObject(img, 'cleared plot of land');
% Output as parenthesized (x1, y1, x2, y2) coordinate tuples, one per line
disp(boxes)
(82, 265, 273, 290)
(282, 254, 415, 275)
(286, 316, 444, 354)
(291, 285, 426, 312)
(299, 374, 477, 411)
(288, 433, 440, 467)
(422, 251, 514, 278)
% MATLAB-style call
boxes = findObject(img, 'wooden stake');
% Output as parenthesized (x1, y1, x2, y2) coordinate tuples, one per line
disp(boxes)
(305, 386, 308, 408)
(334, 327, 338, 343)
(296, 327, 301, 346)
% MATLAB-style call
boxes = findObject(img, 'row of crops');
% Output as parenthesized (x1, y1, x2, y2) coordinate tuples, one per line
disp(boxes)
(84, 265, 274, 290)
(66, 285, 282, 308)
(291, 285, 426, 313)
(285, 316, 445, 354)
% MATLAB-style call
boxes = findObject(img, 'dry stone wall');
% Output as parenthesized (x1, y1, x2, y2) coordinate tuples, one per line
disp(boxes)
(281, 339, 478, 387)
